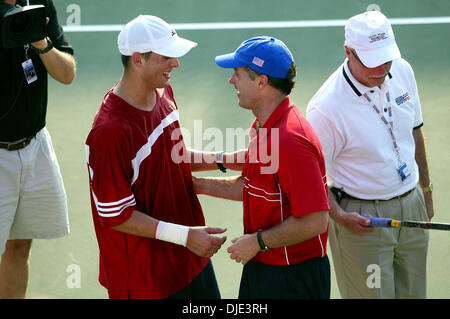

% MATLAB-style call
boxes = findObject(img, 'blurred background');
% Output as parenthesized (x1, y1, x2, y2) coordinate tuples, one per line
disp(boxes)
(26, 0, 450, 299)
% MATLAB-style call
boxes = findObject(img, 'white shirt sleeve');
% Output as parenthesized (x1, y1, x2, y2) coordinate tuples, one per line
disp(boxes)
(306, 106, 345, 173)
(404, 60, 423, 128)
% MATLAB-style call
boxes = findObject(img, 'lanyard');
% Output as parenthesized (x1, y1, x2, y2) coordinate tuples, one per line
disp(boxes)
(23, 0, 31, 59)
(362, 91, 402, 166)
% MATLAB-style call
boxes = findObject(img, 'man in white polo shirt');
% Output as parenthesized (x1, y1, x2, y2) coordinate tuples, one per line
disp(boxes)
(306, 10, 434, 298)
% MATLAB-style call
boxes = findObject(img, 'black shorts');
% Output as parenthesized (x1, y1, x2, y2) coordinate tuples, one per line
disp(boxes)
(238, 255, 330, 299)
(166, 260, 221, 299)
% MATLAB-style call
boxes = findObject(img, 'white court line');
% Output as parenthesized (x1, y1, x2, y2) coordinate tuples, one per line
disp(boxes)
(63, 16, 450, 32)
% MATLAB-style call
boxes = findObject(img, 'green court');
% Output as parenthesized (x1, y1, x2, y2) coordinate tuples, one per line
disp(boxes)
(24, 0, 450, 298)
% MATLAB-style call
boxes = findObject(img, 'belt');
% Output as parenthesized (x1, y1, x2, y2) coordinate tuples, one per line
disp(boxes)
(341, 188, 415, 202)
(331, 187, 415, 203)
(0, 135, 36, 151)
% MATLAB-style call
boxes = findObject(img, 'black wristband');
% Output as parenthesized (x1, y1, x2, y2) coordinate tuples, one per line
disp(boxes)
(257, 229, 270, 251)
(217, 162, 227, 173)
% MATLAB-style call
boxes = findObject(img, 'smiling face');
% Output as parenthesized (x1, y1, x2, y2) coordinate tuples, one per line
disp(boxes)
(228, 67, 260, 110)
(345, 46, 392, 88)
(135, 52, 180, 90)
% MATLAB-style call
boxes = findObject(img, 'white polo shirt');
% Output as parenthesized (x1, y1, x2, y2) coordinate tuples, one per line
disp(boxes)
(306, 58, 422, 200)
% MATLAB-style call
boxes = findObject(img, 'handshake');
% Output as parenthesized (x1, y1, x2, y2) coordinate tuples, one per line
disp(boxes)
(155, 168, 260, 265)
(183, 149, 258, 265)
(183, 225, 260, 266)
(154, 148, 261, 265)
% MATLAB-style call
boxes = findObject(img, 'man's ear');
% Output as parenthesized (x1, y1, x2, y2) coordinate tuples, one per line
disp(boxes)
(131, 52, 143, 68)
(258, 74, 269, 87)
(343, 45, 351, 59)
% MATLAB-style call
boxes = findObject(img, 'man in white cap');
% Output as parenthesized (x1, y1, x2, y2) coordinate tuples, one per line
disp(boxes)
(85, 15, 242, 299)
(306, 10, 433, 298)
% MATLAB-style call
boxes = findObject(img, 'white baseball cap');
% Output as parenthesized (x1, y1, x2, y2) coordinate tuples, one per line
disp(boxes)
(118, 15, 197, 57)
(345, 11, 401, 68)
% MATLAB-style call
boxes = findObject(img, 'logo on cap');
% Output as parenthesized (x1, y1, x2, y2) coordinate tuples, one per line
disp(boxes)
(252, 56, 264, 67)
(369, 33, 388, 43)
(171, 29, 176, 36)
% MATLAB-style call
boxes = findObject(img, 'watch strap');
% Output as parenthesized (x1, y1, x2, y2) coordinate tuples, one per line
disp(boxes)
(215, 151, 227, 173)
(217, 162, 227, 173)
(32, 37, 53, 55)
(257, 229, 270, 251)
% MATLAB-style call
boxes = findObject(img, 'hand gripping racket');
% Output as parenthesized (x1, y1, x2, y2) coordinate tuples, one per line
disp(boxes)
(367, 217, 450, 231)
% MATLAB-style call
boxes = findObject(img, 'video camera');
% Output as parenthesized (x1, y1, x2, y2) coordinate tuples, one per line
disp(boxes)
(0, 3, 46, 48)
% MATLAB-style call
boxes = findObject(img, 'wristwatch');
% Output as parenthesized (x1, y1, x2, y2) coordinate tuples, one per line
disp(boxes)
(421, 183, 433, 193)
(257, 229, 270, 252)
(32, 37, 53, 55)
(215, 151, 227, 173)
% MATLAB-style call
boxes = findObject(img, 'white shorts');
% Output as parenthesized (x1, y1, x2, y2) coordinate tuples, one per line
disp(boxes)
(0, 128, 69, 255)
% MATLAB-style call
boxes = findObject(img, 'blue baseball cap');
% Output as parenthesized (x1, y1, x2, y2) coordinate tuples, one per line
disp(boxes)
(215, 36, 294, 79)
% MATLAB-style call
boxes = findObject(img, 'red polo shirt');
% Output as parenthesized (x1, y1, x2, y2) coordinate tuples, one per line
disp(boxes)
(242, 97, 330, 266)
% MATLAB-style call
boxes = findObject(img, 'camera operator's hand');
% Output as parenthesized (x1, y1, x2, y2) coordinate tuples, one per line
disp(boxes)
(31, 17, 50, 50)
(12, 2, 50, 51)
(10, 2, 75, 84)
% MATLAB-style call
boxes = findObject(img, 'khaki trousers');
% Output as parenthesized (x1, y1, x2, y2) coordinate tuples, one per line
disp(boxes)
(329, 185, 429, 299)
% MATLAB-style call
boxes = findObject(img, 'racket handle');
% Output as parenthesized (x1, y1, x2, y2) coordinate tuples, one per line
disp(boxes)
(366, 217, 393, 227)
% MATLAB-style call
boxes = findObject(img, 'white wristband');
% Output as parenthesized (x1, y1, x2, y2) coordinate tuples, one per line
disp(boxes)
(155, 221, 189, 247)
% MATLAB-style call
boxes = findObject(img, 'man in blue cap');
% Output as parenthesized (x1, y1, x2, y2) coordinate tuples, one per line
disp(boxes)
(194, 36, 331, 298)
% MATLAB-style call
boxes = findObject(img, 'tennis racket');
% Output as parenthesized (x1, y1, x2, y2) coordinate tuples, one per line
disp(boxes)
(367, 217, 450, 231)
